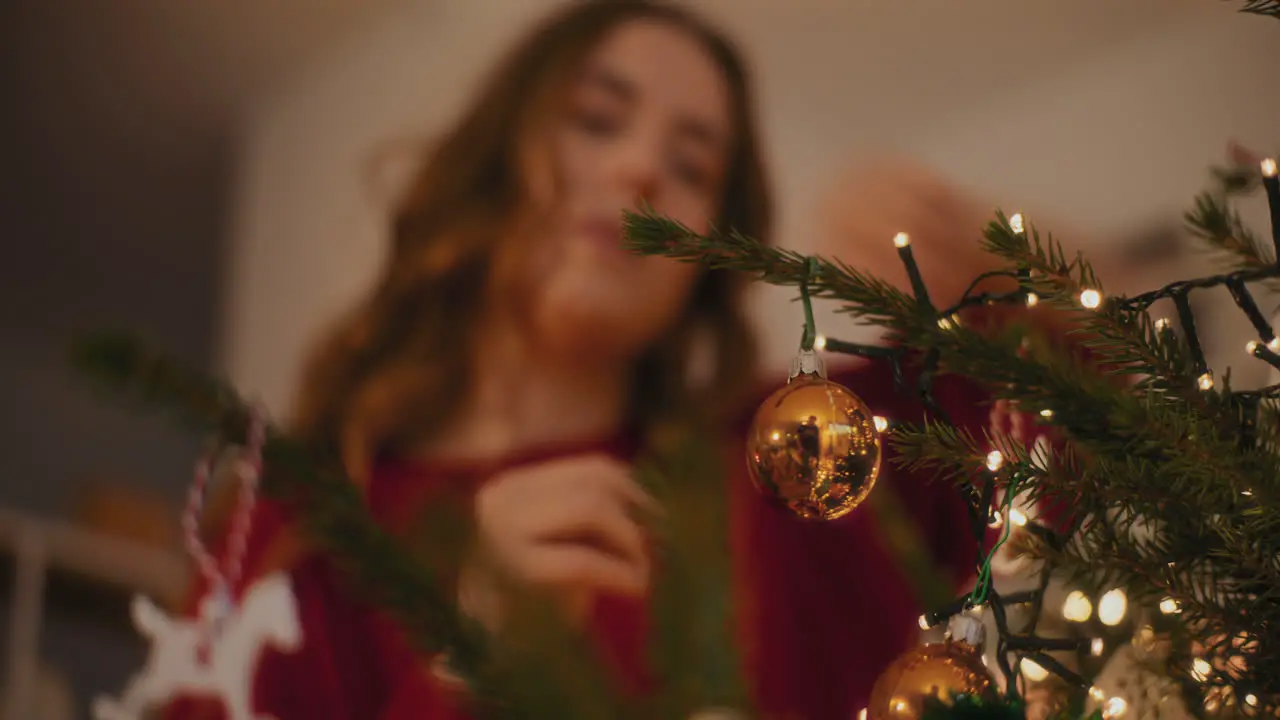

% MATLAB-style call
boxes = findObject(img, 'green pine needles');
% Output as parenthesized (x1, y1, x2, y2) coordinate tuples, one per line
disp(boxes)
(623, 146, 1280, 712)
(69, 5, 1277, 719)
(71, 332, 751, 720)
(1237, 0, 1280, 19)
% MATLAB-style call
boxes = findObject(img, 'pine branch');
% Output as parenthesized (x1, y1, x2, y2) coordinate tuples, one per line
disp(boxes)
(624, 202, 1280, 696)
(69, 332, 492, 676)
(623, 210, 919, 334)
(72, 332, 754, 719)
(894, 376, 1280, 673)
(1185, 157, 1280, 297)
(638, 425, 752, 717)
(891, 423, 1074, 527)
(471, 594, 638, 720)
(72, 333, 658, 720)
(626, 209, 1274, 503)
(980, 218, 1209, 401)
(896, 320, 1280, 627)
(1186, 192, 1270, 269)
(1236, 0, 1280, 18)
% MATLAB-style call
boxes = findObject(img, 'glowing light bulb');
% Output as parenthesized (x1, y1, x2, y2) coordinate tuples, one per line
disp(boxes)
(873, 416, 889, 433)
(1154, 318, 1170, 332)
(1247, 340, 1260, 355)
(1246, 694, 1259, 708)
(986, 450, 1004, 472)
(1091, 638, 1105, 656)
(1098, 588, 1127, 626)
(1039, 408, 1054, 418)
(937, 316, 954, 331)
(859, 709, 868, 720)
(918, 614, 931, 630)
(1234, 630, 1257, 651)
(1010, 213, 1025, 234)
(1198, 372, 1215, 391)
(1242, 488, 1254, 497)
(1136, 625, 1156, 650)
(1263, 157, 1278, 178)
(1025, 292, 1039, 308)
(1192, 657, 1212, 682)
(1062, 590, 1093, 622)
(894, 232, 911, 248)
(1020, 658, 1049, 682)
(988, 511, 1004, 529)
(1159, 597, 1181, 615)
(1103, 697, 1128, 719)
(1009, 508, 1029, 527)
(1079, 288, 1102, 310)
(1269, 337, 1280, 353)
(1090, 687, 1107, 703)
(814, 334, 827, 351)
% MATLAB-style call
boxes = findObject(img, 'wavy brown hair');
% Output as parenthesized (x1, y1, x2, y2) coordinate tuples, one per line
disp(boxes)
(291, 0, 772, 483)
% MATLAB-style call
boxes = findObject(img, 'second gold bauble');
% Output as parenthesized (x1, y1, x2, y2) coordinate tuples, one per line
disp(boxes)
(867, 615, 997, 720)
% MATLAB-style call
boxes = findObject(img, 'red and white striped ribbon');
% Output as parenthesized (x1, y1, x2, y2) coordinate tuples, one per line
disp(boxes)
(182, 407, 266, 622)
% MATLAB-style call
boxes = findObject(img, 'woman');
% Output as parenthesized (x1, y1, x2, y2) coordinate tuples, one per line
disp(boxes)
(170, 2, 996, 718)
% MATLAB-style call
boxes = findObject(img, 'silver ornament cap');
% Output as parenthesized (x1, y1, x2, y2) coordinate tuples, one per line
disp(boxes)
(789, 348, 826, 380)
(946, 613, 986, 649)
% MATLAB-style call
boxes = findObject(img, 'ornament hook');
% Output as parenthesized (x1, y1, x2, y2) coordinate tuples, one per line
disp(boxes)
(968, 474, 1021, 607)
(791, 257, 826, 380)
(799, 256, 819, 352)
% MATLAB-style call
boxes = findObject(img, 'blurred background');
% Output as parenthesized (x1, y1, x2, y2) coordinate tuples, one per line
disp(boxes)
(1, 1, 1277, 716)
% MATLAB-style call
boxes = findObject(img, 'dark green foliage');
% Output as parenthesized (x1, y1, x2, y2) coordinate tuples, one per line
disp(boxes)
(624, 151, 1280, 704)
(919, 692, 1102, 720)
(70, 333, 750, 719)
(638, 424, 752, 718)
(921, 686, 1100, 717)
(1186, 153, 1280, 294)
(920, 693, 1028, 720)
(1236, 0, 1280, 19)
(70, 332, 491, 680)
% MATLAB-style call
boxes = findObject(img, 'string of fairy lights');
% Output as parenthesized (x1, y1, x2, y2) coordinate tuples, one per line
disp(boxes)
(816, 156, 1280, 718)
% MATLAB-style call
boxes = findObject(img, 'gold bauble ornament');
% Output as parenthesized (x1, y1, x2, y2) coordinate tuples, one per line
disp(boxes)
(867, 615, 997, 720)
(1024, 679, 1072, 720)
(745, 352, 882, 520)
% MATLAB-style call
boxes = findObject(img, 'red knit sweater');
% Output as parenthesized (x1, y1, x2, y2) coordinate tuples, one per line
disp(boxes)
(165, 358, 986, 720)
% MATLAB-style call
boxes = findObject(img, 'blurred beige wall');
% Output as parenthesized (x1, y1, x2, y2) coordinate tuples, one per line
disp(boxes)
(217, 0, 1280, 415)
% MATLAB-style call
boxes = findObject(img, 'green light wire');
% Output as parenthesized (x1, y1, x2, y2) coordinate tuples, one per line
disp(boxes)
(800, 257, 819, 351)
(968, 474, 1021, 607)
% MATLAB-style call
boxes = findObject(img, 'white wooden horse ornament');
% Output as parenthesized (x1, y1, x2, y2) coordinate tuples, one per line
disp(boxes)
(92, 572, 302, 720)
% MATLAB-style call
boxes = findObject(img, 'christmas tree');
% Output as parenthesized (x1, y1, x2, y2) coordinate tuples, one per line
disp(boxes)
(620, 140, 1280, 720)
(73, 3, 1279, 718)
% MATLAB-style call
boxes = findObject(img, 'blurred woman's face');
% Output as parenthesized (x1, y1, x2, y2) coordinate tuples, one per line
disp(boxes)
(522, 19, 732, 360)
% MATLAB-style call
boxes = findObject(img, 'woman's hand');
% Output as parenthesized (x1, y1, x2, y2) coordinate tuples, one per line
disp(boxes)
(816, 157, 1100, 341)
(462, 453, 656, 629)
(1228, 139, 1267, 168)
(816, 157, 1011, 311)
